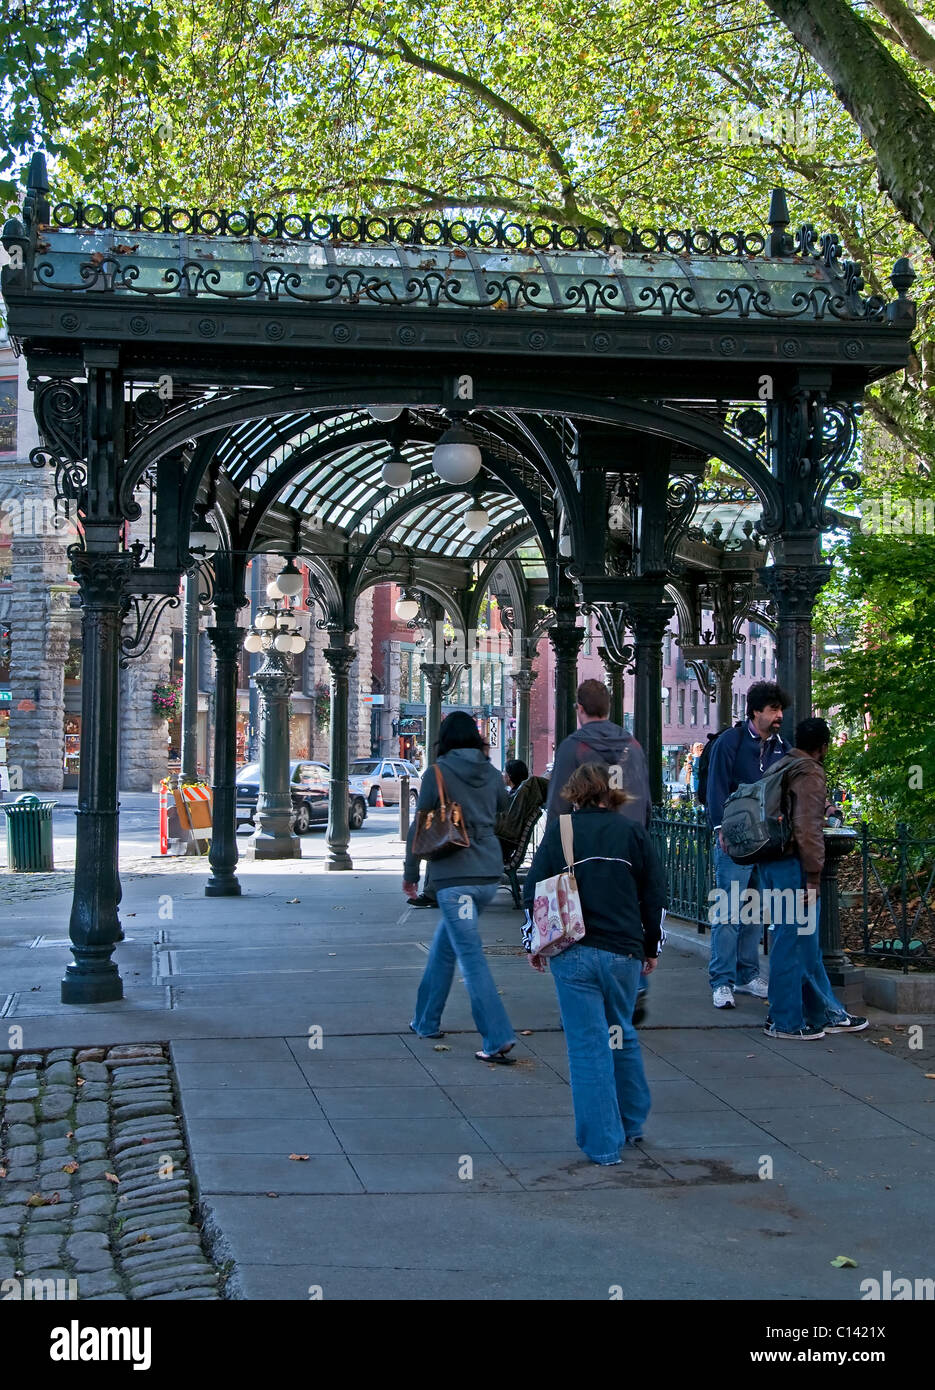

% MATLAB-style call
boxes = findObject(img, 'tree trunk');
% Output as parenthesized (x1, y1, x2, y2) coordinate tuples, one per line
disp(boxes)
(764, 0, 935, 249)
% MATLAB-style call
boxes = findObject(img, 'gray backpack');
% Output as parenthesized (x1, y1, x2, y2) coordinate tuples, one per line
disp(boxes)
(719, 756, 811, 865)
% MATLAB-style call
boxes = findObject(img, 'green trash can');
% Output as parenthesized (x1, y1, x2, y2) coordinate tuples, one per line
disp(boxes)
(2, 793, 56, 872)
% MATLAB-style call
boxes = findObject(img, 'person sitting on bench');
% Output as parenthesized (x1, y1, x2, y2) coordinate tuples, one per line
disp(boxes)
(495, 760, 548, 864)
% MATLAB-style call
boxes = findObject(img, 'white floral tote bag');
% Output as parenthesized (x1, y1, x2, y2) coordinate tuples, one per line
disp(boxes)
(528, 815, 585, 966)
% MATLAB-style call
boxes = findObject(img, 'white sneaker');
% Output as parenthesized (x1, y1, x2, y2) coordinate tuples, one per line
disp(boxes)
(735, 977, 769, 1000)
(713, 985, 735, 1009)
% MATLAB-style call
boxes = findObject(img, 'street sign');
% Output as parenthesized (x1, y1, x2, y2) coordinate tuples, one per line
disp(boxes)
(361, 694, 385, 706)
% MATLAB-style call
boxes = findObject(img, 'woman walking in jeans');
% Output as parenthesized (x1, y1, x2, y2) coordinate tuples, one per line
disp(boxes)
(523, 764, 667, 1164)
(408, 712, 516, 1061)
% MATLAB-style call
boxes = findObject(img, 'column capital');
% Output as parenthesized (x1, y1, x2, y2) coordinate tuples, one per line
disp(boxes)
(759, 563, 832, 616)
(323, 645, 357, 676)
(511, 667, 538, 694)
(627, 598, 675, 645)
(548, 624, 584, 661)
(421, 660, 452, 693)
(70, 549, 136, 608)
(207, 622, 246, 663)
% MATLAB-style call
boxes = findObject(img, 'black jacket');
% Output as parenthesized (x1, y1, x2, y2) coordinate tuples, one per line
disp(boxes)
(523, 806, 666, 959)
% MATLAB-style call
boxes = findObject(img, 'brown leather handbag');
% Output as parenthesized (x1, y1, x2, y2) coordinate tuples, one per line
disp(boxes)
(411, 764, 471, 860)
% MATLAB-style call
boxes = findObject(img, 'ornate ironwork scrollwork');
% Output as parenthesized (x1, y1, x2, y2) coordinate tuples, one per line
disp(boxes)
(120, 593, 181, 666)
(664, 477, 699, 570)
(28, 378, 87, 507)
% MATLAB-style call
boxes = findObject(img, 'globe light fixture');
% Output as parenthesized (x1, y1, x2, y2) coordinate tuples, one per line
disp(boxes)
(254, 612, 276, 631)
(432, 425, 482, 484)
(395, 591, 420, 622)
(290, 634, 307, 654)
(243, 632, 264, 653)
(381, 449, 411, 488)
(464, 503, 488, 533)
(189, 524, 220, 554)
(274, 632, 294, 652)
(276, 558, 303, 597)
(266, 578, 284, 601)
(368, 405, 404, 423)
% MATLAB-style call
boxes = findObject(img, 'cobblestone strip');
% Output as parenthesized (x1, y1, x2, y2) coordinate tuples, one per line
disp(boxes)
(0, 1044, 224, 1301)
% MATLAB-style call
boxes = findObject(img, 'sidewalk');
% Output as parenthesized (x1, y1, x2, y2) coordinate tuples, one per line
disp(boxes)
(2, 812, 934, 1300)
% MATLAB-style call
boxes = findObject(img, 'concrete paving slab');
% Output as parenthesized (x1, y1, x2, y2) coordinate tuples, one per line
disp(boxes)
(637, 1110, 775, 1146)
(348, 1154, 523, 1194)
(747, 1102, 915, 1145)
(288, 1057, 436, 1088)
(464, 1115, 590, 1152)
(439, 1084, 574, 1118)
(634, 1079, 733, 1113)
(830, 1071, 935, 1103)
(230, 1264, 528, 1300)
(497, 1149, 668, 1190)
(327, 1116, 490, 1155)
(193, 1154, 365, 1194)
(184, 1118, 343, 1155)
(645, 1143, 824, 1184)
(284, 1034, 414, 1060)
(867, 1100, 935, 1134)
(179, 1088, 325, 1120)
(174, 1061, 310, 1089)
(694, 1074, 856, 1108)
(312, 1087, 462, 1120)
(171, 1038, 295, 1063)
(792, 1135, 935, 1180)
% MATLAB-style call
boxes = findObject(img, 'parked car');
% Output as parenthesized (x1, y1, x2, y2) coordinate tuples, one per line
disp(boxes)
(235, 761, 368, 832)
(349, 757, 421, 807)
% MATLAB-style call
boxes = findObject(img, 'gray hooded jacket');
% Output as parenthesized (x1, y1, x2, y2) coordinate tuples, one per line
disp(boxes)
(408, 748, 510, 889)
(545, 720, 652, 828)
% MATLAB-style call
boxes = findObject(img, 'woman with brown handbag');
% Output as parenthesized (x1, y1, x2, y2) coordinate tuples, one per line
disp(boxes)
(409, 712, 517, 1061)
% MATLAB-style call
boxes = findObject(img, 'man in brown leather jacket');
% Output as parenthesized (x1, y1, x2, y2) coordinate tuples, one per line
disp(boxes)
(758, 717, 868, 1041)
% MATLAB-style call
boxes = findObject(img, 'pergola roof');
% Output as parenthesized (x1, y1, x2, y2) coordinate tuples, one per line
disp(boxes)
(34, 226, 884, 323)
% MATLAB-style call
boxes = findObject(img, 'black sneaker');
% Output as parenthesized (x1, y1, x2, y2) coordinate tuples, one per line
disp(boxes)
(763, 1023, 826, 1040)
(633, 994, 648, 1027)
(823, 1014, 869, 1034)
(411, 894, 437, 908)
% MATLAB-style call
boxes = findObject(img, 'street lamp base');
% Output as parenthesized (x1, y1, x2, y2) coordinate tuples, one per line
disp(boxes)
(61, 960, 124, 1005)
(326, 854, 353, 871)
(205, 876, 242, 897)
(824, 962, 866, 1016)
(243, 836, 302, 860)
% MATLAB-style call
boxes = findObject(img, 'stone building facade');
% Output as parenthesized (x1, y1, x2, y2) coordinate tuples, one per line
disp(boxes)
(0, 345, 374, 792)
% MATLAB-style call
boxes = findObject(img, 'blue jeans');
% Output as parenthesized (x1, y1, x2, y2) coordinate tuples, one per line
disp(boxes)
(709, 841, 762, 990)
(411, 883, 515, 1055)
(549, 944, 651, 1163)
(758, 857, 848, 1033)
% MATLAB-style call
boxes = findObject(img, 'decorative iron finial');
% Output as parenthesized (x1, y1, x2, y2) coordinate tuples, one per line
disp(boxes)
(767, 187, 791, 257)
(887, 257, 916, 325)
(23, 151, 50, 229)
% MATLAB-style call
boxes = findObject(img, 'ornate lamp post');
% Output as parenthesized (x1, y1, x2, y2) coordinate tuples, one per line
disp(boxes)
(242, 569, 307, 859)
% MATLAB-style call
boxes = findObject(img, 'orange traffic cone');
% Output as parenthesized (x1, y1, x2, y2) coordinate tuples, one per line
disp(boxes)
(374, 786, 384, 808)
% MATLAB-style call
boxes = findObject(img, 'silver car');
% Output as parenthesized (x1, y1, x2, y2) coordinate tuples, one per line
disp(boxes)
(349, 757, 421, 807)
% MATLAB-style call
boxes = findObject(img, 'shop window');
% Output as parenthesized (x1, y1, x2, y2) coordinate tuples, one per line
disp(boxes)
(677, 688, 685, 725)
(690, 689, 698, 726)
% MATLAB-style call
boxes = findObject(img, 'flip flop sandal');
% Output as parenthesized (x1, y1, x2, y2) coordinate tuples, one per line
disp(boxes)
(475, 1045, 516, 1064)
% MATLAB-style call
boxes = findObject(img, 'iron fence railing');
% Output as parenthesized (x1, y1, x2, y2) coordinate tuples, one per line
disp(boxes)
(650, 803, 715, 932)
(650, 806, 935, 971)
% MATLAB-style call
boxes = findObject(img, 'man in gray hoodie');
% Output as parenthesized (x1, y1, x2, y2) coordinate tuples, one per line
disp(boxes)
(546, 679, 652, 829)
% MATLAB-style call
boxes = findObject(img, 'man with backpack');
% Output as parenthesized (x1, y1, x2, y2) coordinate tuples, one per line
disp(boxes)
(756, 717, 867, 1040)
(704, 681, 791, 1010)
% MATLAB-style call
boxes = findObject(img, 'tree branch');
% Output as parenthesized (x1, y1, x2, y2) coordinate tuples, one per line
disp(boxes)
(867, 0, 935, 71)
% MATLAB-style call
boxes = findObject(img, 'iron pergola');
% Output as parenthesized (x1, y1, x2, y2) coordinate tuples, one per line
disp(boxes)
(1, 153, 916, 1003)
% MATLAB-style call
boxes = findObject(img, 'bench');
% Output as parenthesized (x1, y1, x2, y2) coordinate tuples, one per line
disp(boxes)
(501, 805, 544, 909)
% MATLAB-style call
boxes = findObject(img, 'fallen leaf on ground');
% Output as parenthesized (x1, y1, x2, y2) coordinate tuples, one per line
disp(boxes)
(267, 1192, 279, 1198)
(925, 1074, 935, 1080)
(134, 1233, 152, 1244)
(830, 1256, 858, 1268)
(288, 1154, 310, 1161)
(520, 1030, 533, 1036)
(287, 898, 300, 904)
(61, 1161, 79, 1174)
(104, 1172, 120, 1184)
(65, 1131, 73, 1139)
(0, 1166, 6, 1179)
(879, 1037, 893, 1045)
(76, 1078, 85, 1086)
(49, 1192, 61, 1204)
(433, 1044, 450, 1052)
(26, 1194, 46, 1206)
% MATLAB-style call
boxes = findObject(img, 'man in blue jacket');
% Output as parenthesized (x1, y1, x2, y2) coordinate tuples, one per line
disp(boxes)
(705, 680, 790, 1009)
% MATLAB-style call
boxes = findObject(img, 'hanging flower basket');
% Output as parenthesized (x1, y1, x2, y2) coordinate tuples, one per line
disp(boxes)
(314, 679, 330, 734)
(153, 677, 182, 718)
